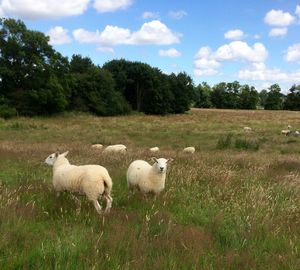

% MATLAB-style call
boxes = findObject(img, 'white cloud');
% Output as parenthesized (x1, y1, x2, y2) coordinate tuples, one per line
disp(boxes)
(224, 29, 245, 40)
(238, 62, 300, 83)
(193, 41, 268, 78)
(213, 41, 268, 62)
(264, 9, 295, 26)
(73, 20, 181, 46)
(253, 34, 261, 40)
(46, 26, 72, 45)
(284, 43, 300, 63)
(0, 0, 89, 19)
(159, 48, 181, 57)
(129, 20, 181, 45)
(296, 5, 300, 17)
(269, 27, 287, 37)
(142, 11, 159, 20)
(93, 0, 132, 13)
(97, 47, 115, 54)
(169, 10, 187, 20)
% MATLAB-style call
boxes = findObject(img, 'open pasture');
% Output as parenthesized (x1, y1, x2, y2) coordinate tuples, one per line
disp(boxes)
(0, 109, 299, 269)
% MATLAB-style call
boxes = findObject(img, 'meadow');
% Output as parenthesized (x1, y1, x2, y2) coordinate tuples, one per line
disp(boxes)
(0, 108, 299, 270)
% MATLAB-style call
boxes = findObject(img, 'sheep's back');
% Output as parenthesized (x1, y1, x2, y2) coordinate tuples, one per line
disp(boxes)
(127, 160, 151, 186)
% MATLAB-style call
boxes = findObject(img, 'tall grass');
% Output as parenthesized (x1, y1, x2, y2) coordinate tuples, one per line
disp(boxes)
(0, 108, 300, 269)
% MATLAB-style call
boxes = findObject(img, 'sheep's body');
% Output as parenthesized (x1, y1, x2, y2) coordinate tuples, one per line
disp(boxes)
(45, 152, 113, 214)
(91, 144, 103, 149)
(127, 158, 171, 195)
(149, 147, 159, 152)
(243, 126, 252, 132)
(281, 129, 290, 135)
(183, 146, 195, 154)
(103, 144, 127, 154)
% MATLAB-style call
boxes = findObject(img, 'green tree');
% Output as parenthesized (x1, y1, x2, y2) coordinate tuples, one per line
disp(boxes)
(258, 89, 268, 108)
(239, 85, 259, 109)
(264, 84, 283, 110)
(194, 82, 212, 108)
(283, 84, 300, 111)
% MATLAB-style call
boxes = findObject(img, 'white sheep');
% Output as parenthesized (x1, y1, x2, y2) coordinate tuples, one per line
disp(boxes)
(45, 151, 113, 214)
(103, 144, 127, 154)
(243, 126, 252, 132)
(281, 125, 291, 135)
(183, 146, 196, 154)
(149, 147, 159, 152)
(127, 157, 173, 195)
(91, 144, 103, 149)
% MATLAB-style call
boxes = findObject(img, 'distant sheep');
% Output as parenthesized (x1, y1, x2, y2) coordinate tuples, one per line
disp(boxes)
(103, 144, 127, 154)
(281, 125, 291, 135)
(243, 126, 252, 132)
(149, 147, 159, 152)
(91, 144, 103, 149)
(286, 130, 300, 137)
(183, 146, 195, 154)
(127, 157, 173, 195)
(45, 151, 113, 215)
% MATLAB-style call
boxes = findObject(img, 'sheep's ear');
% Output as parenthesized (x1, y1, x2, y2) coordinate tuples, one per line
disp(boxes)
(62, 151, 69, 157)
(151, 157, 158, 163)
(167, 158, 174, 163)
(55, 151, 59, 158)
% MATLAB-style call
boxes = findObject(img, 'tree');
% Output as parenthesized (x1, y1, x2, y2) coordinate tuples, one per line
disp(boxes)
(211, 82, 227, 108)
(264, 84, 283, 110)
(239, 85, 259, 109)
(258, 89, 268, 108)
(283, 85, 300, 111)
(194, 82, 212, 108)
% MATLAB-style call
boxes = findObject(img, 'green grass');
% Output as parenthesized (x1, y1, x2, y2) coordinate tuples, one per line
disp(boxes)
(0, 108, 300, 269)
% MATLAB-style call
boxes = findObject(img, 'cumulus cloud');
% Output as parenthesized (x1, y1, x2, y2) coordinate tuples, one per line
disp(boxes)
(158, 48, 181, 57)
(73, 20, 181, 46)
(93, 0, 133, 13)
(142, 11, 159, 20)
(97, 47, 115, 54)
(269, 27, 287, 37)
(284, 43, 300, 63)
(0, 0, 89, 19)
(296, 5, 300, 17)
(264, 9, 295, 26)
(224, 29, 245, 40)
(193, 41, 268, 77)
(213, 41, 268, 62)
(238, 62, 300, 83)
(169, 10, 187, 20)
(46, 26, 72, 45)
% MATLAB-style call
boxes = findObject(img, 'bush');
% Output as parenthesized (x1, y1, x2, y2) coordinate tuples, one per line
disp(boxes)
(217, 134, 233, 149)
(234, 138, 260, 151)
(0, 105, 17, 119)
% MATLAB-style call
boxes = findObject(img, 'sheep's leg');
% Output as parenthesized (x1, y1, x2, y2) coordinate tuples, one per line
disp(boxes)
(104, 195, 113, 214)
(93, 200, 102, 215)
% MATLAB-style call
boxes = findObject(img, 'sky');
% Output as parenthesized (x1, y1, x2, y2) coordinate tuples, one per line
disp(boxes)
(0, 0, 300, 92)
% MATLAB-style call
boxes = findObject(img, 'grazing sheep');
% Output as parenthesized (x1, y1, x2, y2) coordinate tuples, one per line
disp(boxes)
(91, 144, 103, 149)
(286, 130, 300, 137)
(243, 126, 252, 132)
(281, 125, 292, 135)
(127, 157, 173, 195)
(103, 144, 127, 154)
(183, 146, 196, 154)
(45, 151, 113, 215)
(149, 147, 159, 152)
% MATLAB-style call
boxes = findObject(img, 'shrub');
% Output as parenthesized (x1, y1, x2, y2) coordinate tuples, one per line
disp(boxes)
(217, 134, 233, 149)
(234, 138, 260, 151)
(0, 105, 17, 119)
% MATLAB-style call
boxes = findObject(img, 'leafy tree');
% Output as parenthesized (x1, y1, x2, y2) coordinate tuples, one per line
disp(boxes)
(239, 85, 259, 109)
(264, 84, 283, 110)
(258, 89, 268, 108)
(194, 82, 212, 108)
(283, 85, 300, 111)
(211, 82, 227, 108)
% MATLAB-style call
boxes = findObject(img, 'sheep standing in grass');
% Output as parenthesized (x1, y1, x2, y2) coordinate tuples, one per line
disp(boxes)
(281, 125, 291, 135)
(127, 157, 173, 195)
(103, 144, 127, 154)
(149, 147, 159, 152)
(243, 126, 252, 132)
(183, 146, 195, 154)
(45, 151, 113, 214)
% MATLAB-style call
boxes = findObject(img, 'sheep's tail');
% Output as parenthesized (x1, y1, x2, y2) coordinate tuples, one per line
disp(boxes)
(102, 174, 113, 213)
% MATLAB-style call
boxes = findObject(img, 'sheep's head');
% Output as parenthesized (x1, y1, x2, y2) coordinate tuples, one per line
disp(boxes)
(44, 151, 69, 166)
(151, 157, 173, 173)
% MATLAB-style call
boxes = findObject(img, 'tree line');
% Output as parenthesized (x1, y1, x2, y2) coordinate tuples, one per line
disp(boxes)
(0, 18, 300, 118)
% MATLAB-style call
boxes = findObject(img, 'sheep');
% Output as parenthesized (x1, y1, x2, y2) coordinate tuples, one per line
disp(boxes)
(243, 126, 252, 132)
(91, 144, 103, 149)
(44, 151, 113, 215)
(281, 125, 292, 135)
(183, 146, 196, 154)
(149, 147, 159, 152)
(103, 144, 127, 154)
(127, 157, 173, 195)
(286, 130, 300, 137)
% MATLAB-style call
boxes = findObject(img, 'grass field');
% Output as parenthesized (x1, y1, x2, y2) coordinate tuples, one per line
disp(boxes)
(0, 108, 299, 269)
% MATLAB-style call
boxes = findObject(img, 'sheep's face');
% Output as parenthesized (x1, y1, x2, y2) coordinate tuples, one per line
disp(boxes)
(44, 152, 58, 166)
(152, 157, 173, 173)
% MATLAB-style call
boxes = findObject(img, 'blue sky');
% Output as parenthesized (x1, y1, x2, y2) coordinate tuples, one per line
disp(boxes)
(1, 0, 300, 92)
